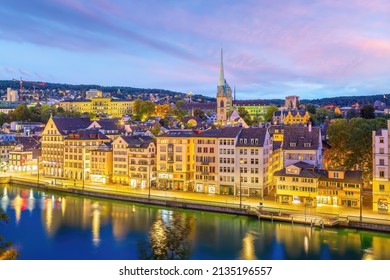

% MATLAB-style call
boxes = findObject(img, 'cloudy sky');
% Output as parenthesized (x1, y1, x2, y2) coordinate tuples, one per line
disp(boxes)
(1, 0, 389, 99)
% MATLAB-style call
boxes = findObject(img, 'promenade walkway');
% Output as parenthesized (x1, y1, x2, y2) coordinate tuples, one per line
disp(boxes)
(2, 171, 390, 229)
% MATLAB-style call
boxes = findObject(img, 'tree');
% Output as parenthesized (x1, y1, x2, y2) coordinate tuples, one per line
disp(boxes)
(0, 208, 18, 260)
(132, 98, 142, 117)
(327, 118, 386, 181)
(305, 104, 316, 114)
(346, 109, 356, 119)
(360, 104, 375, 119)
(264, 106, 278, 122)
(139, 101, 156, 120)
(193, 109, 207, 120)
(237, 107, 252, 126)
(155, 104, 171, 118)
(9, 104, 31, 121)
(150, 123, 161, 136)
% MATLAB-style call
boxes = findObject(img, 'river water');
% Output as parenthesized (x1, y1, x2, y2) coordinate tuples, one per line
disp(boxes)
(1, 184, 390, 260)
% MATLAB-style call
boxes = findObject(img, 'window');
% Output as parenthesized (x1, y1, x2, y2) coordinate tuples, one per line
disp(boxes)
(380, 170, 385, 178)
(380, 148, 385, 154)
(304, 143, 311, 147)
(380, 159, 385, 166)
(334, 172, 339, 178)
(380, 137, 384, 143)
(290, 143, 296, 147)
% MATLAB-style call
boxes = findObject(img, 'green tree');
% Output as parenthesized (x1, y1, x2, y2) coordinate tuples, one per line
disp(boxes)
(10, 104, 31, 121)
(305, 104, 316, 114)
(150, 123, 161, 136)
(360, 104, 375, 119)
(238, 107, 252, 126)
(0, 112, 11, 126)
(132, 98, 142, 117)
(264, 106, 278, 122)
(346, 109, 356, 119)
(327, 118, 386, 181)
(139, 101, 156, 120)
(193, 109, 207, 120)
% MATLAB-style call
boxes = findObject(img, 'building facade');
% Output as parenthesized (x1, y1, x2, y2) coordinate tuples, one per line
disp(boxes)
(372, 120, 390, 213)
(59, 97, 133, 118)
(63, 129, 110, 181)
(156, 130, 195, 191)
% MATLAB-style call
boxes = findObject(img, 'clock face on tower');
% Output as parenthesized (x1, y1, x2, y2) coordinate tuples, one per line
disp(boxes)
(220, 109, 224, 113)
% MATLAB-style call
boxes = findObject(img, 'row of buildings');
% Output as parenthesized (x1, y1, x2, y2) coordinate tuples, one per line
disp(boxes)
(37, 114, 365, 209)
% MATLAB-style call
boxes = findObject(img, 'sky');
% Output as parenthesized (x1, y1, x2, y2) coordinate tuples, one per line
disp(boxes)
(0, 0, 390, 100)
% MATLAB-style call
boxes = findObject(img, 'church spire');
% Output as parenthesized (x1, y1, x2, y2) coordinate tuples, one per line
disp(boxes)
(218, 48, 224, 87)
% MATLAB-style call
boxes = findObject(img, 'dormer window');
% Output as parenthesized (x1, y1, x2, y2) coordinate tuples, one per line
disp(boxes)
(244, 139, 247, 144)
(255, 139, 258, 144)
(240, 139, 243, 144)
(251, 139, 254, 144)
(304, 143, 311, 147)
(290, 143, 296, 147)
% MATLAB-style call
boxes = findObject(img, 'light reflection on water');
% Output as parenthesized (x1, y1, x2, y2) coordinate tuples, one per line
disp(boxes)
(2, 185, 390, 260)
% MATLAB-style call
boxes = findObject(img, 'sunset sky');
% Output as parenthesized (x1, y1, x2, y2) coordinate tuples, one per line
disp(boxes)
(1, 0, 389, 99)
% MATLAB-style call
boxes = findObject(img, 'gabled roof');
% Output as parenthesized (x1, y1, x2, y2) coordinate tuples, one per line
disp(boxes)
(119, 135, 154, 148)
(274, 161, 321, 178)
(65, 129, 109, 140)
(51, 116, 91, 135)
(158, 129, 196, 138)
(282, 125, 321, 150)
(14, 136, 40, 150)
(218, 127, 242, 138)
(236, 128, 267, 147)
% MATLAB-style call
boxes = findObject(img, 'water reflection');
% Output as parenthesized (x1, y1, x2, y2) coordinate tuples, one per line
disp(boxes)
(139, 211, 194, 259)
(2, 185, 390, 260)
(240, 232, 257, 260)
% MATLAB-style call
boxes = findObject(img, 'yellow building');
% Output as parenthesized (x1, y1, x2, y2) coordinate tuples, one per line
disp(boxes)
(63, 129, 110, 181)
(156, 130, 195, 191)
(90, 142, 113, 184)
(59, 97, 133, 117)
(193, 130, 219, 194)
(273, 110, 311, 125)
(41, 116, 91, 177)
(274, 162, 319, 205)
(317, 170, 362, 208)
(274, 161, 363, 207)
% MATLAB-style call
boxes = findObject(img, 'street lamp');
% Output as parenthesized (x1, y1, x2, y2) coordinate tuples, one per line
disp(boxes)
(360, 182, 366, 224)
(37, 155, 40, 187)
(239, 159, 243, 209)
(148, 164, 151, 200)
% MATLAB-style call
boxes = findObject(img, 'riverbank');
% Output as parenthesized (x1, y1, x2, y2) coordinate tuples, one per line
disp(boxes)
(6, 175, 390, 233)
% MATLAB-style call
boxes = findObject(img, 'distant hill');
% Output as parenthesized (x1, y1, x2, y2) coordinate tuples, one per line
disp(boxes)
(301, 95, 387, 107)
(0, 80, 386, 107)
(0, 80, 185, 97)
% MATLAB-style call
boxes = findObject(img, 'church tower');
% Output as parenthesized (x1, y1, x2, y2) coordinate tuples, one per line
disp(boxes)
(216, 49, 232, 124)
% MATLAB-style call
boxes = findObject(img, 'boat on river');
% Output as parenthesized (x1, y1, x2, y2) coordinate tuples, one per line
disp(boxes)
(0, 176, 11, 184)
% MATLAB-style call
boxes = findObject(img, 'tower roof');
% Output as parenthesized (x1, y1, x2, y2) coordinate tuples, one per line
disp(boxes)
(219, 48, 224, 87)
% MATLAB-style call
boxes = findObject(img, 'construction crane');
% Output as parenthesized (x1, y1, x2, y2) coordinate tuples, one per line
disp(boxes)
(12, 77, 46, 93)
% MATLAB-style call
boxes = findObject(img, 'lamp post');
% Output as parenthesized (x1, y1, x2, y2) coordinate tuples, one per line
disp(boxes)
(239, 159, 243, 209)
(360, 183, 365, 224)
(148, 164, 151, 200)
(37, 156, 40, 187)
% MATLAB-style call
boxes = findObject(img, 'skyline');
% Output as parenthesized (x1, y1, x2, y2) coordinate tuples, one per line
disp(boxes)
(1, 0, 390, 99)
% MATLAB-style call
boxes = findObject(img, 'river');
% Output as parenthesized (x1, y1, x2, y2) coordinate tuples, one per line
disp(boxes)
(1, 184, 390, 260)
